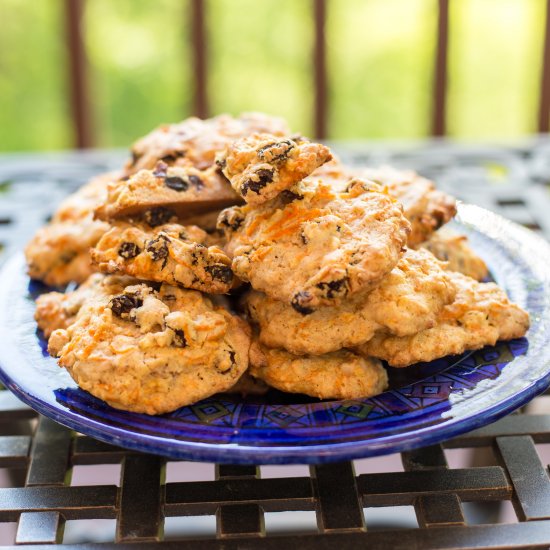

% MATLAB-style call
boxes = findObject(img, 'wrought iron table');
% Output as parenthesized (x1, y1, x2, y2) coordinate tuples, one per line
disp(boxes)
(0, 144, 549, 548)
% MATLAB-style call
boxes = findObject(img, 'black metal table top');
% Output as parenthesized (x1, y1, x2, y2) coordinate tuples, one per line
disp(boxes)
(0, 144, 549, 548)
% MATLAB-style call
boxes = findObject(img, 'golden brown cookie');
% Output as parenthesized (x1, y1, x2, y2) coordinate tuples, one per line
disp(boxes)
(126, 112, 290, 174)
(91, 222, 234, 294)
(219, 177, 410, 312)
(418, 227, 489, 281)
(245, 248, 455, 355)
(356, 271, 529, 367)
(218, 133, 332, 205)
(49, 283, 251, 415)
(95, 163, 240, 222)
(359, 166, 457, 247)
(35, 274, 138, 339)
(25, 172, 118, 286)
(249, 341, 388, 400)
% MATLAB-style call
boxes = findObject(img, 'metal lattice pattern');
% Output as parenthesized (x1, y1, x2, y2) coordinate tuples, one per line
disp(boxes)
(0, 146, 549, 547)
(0, 401, 549, 547)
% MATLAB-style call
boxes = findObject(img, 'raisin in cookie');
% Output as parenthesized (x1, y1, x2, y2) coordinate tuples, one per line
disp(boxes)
(91, 222, 234, 294)
(249, 341, 388, 400)
(219, 177, 410, 311)
(126, 112, 290, 174)
(356, 271, 529, 367)
(48, 283, 251, 414)
(217, 133, 332, 205)
(245, 248, 455, 355)
(95, 163, 239, 222)
(25, 171, 118, 286)
(35, 274, 136, 339)
(418, 227, 488, 281)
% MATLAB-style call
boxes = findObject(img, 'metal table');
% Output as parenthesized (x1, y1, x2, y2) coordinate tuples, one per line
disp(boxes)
(0, 144, 549, 548)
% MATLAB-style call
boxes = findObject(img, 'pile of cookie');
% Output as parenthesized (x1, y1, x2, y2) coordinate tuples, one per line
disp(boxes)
(26, 112, 530, 415)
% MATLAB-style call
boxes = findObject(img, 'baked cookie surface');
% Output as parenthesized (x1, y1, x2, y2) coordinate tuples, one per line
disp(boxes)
(356, 271, 530, 367)
(91, 221, 234, 294)
(418, 227, 489, 281)
(126, 112, 290, 174)
(360, 166, 456, 247)
(34, 274, 137, 339)
(48, 283, 251, 414)
(95, 163, 239, 222)
(245, 248, 455, 355)
(25, 171, 117, 286)
(218, 133, 332, 205)
(249, 341, 388, 400)
(219, 178, 411, 312)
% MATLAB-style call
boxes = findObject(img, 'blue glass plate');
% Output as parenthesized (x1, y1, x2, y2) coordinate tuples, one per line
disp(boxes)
(1, 203, 550, 464)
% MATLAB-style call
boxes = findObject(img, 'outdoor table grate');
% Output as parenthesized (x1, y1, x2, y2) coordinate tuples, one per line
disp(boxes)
(0, 145, 549, 547)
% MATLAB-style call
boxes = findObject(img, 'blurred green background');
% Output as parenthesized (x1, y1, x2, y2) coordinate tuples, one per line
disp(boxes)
(0, 0, 545, 151)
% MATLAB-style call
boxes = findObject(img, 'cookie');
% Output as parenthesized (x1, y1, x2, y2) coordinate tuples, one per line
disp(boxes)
(219, 177, 411, 311)
(95, 163, 240, 222)
(359, 166, 456, 247)
(217, 133, 332, 205)
(48, 283, 251, 414)
(245, 248, 455, 355)
(249, 341, 388, 400)
(126, 112, 290, 174)
(34, 274, 136, 339)
(356, 271, 530, 367)
(91, 222, 234, 294)
(418, 227, 488, 281)
(25, 172, 117, 286)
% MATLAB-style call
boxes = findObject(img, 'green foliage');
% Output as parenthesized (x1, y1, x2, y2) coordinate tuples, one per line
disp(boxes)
(0, 0, 546, 151)
(448, 0, 544, 138)
(0, 0, 71, 150)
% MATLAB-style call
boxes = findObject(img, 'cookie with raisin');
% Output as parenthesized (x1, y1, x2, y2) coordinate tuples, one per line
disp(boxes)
(91, 222, 234, 294)
(48, 283, 251, 414)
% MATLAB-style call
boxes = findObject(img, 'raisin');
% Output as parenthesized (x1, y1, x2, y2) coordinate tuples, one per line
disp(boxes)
(216, 157, 227, 170)
(160, 154, 177, 164)
(143, 207, 175, 227)
(160, 150, 184, 164)
(316, 278, 349, 299)
(190, 243, 206, 266)
(164, 175, 189, 192)
(257, 139, 295, 163)
(152, 161, 168, 178)
(291, 291, 314, 315)
(60, 251, 77, 264)
(173, 329, 187, 348)
(229, 350, 236, 365)
(205, 264, 233, 284)
(178, 230, 188, 240)
(217, 208, 244, 232)
(109, 293, 143, 318)
(146, 234, 170, 268)
(279, 189, 303, 204)
(118, 242, 141, 259)
(241, 168, 274, 196)
(188, 175, 204, 189)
